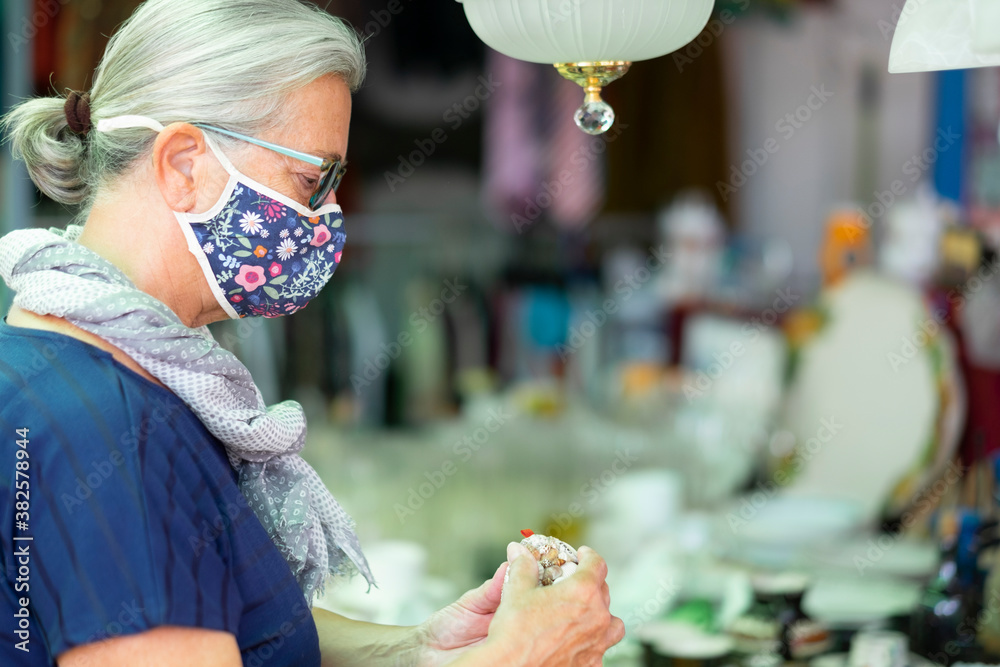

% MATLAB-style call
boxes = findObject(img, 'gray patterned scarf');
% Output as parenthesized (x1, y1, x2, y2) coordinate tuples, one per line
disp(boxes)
(0, 224, 375, 606)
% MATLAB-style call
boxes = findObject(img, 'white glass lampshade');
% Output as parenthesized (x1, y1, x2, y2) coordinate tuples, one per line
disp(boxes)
(456, 0, 714, 65)
(888, 0, 1000, 73)
(457, 0, 715, 134)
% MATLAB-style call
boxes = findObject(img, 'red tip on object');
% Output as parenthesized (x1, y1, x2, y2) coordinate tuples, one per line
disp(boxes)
(520, 529, 534, 538)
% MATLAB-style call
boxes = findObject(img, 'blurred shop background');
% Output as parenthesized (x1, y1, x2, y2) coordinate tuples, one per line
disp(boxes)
(7, 0, 1000, 665)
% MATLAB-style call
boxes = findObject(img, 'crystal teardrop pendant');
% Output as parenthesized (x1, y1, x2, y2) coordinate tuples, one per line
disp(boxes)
(554, 62, 631, 135)
(574, 100, 615, 135)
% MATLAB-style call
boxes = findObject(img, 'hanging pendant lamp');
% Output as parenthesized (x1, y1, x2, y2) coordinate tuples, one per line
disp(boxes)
(888, 0, 1000, 73)
(457, 0, 716, 134)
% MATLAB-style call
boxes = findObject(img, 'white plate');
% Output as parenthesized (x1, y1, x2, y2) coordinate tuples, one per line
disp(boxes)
(811, 652, 940, 667)
(634, 621, 734, 658)
(804, 536, 939, 579)
(730, 496, 867, 547)
(802, 574, 922, 627)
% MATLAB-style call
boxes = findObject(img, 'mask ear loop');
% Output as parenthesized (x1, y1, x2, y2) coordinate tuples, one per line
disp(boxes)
(200, 133, 240, 178)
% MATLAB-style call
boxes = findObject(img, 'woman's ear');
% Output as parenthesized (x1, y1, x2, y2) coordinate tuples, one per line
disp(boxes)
(152, 123, 224, 213)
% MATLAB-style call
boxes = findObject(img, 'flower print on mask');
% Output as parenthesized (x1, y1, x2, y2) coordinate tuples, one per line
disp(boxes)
(235, 265, 267, 291)
(240, 211, 264, 235)
(277, 239, 297, 261)
(175, 136, 346, 319)
(310, 224, 332, 247)
(258, 197, 287, 223)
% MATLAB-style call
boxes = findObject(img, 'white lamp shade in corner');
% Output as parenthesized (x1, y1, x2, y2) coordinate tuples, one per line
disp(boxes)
(888, 0, 1000, 73)
(456, 0, 715, 64)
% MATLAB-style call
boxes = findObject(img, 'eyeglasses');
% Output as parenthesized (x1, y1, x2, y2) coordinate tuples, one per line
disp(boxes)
(192, 123, 347, 209)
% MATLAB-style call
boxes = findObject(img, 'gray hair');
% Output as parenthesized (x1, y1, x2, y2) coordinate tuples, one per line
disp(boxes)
(1, 0, 366, 209)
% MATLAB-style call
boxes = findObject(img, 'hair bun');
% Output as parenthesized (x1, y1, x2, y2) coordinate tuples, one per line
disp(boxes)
(64, 91, 92, 136)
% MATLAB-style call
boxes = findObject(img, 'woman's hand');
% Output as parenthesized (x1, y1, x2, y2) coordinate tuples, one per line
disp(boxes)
(486, 542, 625, 666)
(417, 542, 625, 667)
(311, 542, 623, 666)
(414, 560, 508, 665)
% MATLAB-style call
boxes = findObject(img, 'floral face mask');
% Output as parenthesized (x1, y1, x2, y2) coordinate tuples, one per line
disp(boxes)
(177, 135, 346, 319)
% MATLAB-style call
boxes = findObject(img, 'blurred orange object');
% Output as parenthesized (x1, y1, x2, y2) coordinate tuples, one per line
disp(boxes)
(819, 209, 872, 287)
(620, 362, 664, 399)
(782, 308, 825, 349)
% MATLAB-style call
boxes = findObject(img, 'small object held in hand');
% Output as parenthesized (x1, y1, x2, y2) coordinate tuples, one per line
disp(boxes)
(519, 529, 579, 586)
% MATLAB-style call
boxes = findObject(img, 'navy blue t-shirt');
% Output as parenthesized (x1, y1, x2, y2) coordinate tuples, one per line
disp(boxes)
(0, 320, 321, 666)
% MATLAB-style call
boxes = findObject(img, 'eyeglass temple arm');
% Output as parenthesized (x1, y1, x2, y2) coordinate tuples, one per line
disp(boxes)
(192, 123, 329, 169)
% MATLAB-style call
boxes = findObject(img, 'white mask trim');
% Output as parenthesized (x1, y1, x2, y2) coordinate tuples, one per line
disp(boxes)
(201, 135, 342, 219)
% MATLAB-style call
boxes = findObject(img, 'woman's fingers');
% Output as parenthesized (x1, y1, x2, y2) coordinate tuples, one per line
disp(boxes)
(502, 542, 541, 599)
(573, 547, 621, 652)
(458, 561, 509, 614)
(576, 546, 608, 580)
(607, 615, 626, 646)
(486, 542, 626, 665)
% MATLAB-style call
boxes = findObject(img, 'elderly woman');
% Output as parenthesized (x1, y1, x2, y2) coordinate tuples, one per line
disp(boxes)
(0, 0, 623, 665)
